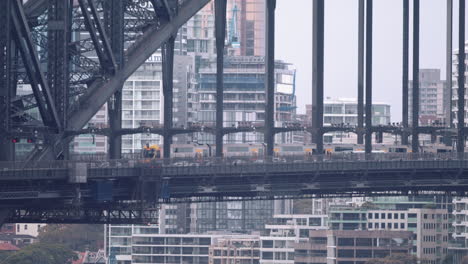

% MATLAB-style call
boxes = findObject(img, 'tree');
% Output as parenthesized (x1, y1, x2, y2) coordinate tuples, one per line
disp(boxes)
(0, 243, 77, 264)
(38, 224, 104, 251)
(365, 253, 418, 264)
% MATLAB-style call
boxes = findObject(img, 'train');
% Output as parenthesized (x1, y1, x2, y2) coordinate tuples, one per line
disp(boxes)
(140, 142, 454, 159)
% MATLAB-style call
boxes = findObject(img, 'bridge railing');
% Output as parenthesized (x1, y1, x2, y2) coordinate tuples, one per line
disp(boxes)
(2, 152, 468, 174)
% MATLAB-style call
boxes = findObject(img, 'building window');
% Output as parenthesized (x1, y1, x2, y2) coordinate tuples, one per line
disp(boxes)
(24, 225, 27, 230)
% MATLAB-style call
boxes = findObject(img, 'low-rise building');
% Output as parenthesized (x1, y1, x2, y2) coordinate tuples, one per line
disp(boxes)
(209, 236, 260, 264)
(296, 229, 413, 264)
(259, 214, 328, 264)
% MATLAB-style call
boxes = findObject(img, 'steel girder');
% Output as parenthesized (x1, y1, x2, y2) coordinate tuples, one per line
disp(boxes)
(47, 0, 71, 134)
(78, 0, 117, 75)
(312, 0, 324, 154)
(104, 0, 125, 159)
(458, 0, 465, 153)
(412, 0, 420, 152)
(215, 0, 227, 157)
(162, 35, 176, 159)
(7, 204, 158, 224)
(24, 0, 210, 162)
(11, 0, 62, 132)
(264, 0, 276, 156)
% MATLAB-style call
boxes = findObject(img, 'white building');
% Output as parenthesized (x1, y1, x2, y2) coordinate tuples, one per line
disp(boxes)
(259, 214, 328, 264)
(306, 98, 392, 144)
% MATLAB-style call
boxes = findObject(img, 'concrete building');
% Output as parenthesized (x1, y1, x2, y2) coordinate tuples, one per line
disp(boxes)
(450, 198, 468, 263)
(192, 200, 275, 234)
(209, 236, 260, 264)
(259, 214, 328, 264)
(409, 69, 448, 126)
(304, 98, 392, 144)
(328, 206, 450, 264)
(296, 229, 414, 264)
(194, 56, 296, 144)
(0, 223, 44, 238)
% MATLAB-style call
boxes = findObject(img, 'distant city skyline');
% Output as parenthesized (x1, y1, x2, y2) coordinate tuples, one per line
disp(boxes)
(275, 0, 461, 122)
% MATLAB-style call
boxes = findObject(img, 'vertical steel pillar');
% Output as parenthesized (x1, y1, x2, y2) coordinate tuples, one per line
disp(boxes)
(162, 36, 176, 159)
(365, 0, 373, 154)
(47, 0, 70, 159)
(412, 0, 420, 152)
(312, 0, 324, 154)
(357, 0, 365, 145)
(457, 0, 465, 153)
(215, 0, 227, 157)
(105, 0, 125, 159)
(265, 0, 276, 157)
(447, 0, 453, 128)
(402, 0, 409, 145)
(0, 0, 13, 161)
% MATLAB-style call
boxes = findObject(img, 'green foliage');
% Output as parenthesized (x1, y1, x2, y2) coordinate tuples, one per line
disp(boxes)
(38, 224, 103, 251)
(0, 243, 77, 264)
(365, 253, 418, 264)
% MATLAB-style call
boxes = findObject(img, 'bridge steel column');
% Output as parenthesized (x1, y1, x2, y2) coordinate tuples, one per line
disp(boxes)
(457, 0, 465, 153)
(162, 36, 176, 159)
(265, 0, 276, 157)
(312, 0, 324, 154)
(411, 0, 420, 153)
(215, 0, 227, 157)
(447, 0, 453, 128)
(0, 0, 14, 161)
(357, 0, 364, 145)
(402, 0, 409, 145)
(365, 0, 373, 154)
(47, 0, 70, 159)
(105, 0, 125, 160)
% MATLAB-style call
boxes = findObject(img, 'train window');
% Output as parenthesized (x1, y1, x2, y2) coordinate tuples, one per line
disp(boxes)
(389, 148, 407, 153)
(281, 146, 303, 152)
(227, 146, 249, 152)
(174, 147, 193, 153)
(335, 146, 353, 152)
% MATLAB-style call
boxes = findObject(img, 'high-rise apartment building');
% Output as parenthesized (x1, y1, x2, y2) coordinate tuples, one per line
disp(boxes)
(194, 56, 296, 144)
(409, 69, 447, 125)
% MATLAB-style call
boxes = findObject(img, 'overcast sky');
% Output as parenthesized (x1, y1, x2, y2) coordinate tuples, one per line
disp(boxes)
(275, 0, 464, 122)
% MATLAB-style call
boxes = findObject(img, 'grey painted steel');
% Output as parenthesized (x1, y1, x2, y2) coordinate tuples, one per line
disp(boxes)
(11, 0, 62, 131)
(30, 0, 210, 162)
(412, 0, 420, 152)
(357, 0, 364, 145)
(77, 0, 117, 74)
(47, 0, 70, 131)
(163, 36, 176, 159)
(458, 0, 465, 153)
(106, 0, 125, 160)
(265, 0, 276, 157)
(312, 0, 324, 154)
(215, 0, 227, 157)
(365, 0, 373, 154)
(402, 0, 409, 145)
(103, 0, 125, 159)
(0, 0, 14, 161)
(447, 0, 453, 127)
